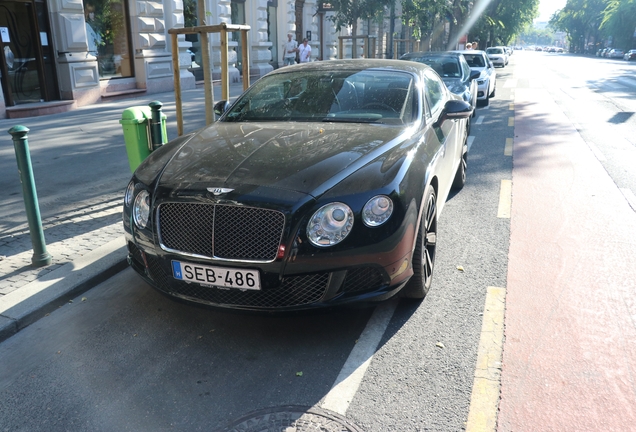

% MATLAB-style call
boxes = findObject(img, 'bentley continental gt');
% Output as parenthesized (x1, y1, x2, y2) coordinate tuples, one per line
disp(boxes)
(123, 59, 472, 311)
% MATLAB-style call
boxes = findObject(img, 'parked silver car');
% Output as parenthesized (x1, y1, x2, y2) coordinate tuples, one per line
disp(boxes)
(455, 50, 496, 106)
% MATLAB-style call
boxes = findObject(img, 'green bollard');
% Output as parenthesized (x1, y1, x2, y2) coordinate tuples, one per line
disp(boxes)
(148, 101, 167, 150)
(8, 125, 52, 267)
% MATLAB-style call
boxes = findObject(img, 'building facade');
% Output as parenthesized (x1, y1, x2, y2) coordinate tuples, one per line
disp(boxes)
(0, 0, 402, 119)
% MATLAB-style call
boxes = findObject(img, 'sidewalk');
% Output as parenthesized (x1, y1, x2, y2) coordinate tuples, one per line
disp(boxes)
(0, 81, 248, 342)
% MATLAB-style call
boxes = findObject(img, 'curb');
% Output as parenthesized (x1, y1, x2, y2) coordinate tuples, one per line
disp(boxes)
(0, 236, 128, 343)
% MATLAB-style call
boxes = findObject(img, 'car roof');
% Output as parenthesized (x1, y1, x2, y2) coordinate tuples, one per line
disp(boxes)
(452, 50, 487, 55)
(268, 58, 433, 76)
(401, 51, 462, 58)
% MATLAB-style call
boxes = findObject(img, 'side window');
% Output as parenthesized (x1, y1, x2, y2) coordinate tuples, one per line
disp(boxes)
(461, 59, 471, 81)
(423, 71, 445, 117)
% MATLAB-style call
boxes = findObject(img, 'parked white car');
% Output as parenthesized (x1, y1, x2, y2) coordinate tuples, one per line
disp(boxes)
(485, 47, 508, 67)
(455, 50, 496, 106)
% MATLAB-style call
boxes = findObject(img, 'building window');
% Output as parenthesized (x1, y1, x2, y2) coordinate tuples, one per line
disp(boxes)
(231, 0, 245, 71)
(83, 0, 133, 79)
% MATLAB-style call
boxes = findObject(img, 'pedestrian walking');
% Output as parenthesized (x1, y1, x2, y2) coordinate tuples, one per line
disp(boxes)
(298, 38, 311, 63)
(282, 33, 298, 66)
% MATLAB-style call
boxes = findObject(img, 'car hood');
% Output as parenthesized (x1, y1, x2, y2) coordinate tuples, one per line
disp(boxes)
(157, 121, 406, 197)
(443, 78, 466, 93)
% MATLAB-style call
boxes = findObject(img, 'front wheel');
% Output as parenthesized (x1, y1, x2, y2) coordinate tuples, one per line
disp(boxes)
(402, 187, 438, 299)
(452, 144, 467, 190)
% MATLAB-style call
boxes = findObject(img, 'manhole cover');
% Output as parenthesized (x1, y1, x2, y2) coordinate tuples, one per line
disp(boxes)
(218, 405, 365, 432)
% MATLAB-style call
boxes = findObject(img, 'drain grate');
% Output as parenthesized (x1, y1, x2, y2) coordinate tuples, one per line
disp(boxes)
(218, 405, 365, 432)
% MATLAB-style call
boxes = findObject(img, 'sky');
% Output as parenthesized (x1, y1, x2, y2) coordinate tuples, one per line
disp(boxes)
(535, 0, 567, 22)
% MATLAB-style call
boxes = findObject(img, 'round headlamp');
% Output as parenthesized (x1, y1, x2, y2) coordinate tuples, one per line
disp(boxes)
(133, 190, 151, 229)
(307, 202, 354, 247)
(362, 195, 393, 227)
(124, 181, 135, 206)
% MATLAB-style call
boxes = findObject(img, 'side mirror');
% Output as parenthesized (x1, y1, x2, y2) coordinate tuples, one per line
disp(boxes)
(469, 69, 481, 81)
(435, 100, 472, 126)
(214, 100, 230, 117)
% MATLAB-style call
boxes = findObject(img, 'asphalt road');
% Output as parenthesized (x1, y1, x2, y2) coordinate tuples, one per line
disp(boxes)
(0, 51, 634, 431)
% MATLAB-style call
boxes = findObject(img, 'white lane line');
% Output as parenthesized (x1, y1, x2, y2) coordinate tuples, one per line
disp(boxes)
(475, 116, 484, 125)
(587, 142, 606, 161)
(467, 136, 475, 152)
(620, 188, 636, 212)
(503, 79, 517, 88)
(320, 299, 398, 415)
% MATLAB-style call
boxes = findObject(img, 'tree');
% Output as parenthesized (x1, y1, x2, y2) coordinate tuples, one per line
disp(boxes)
(328, 0, 393, 56)
(601, 0, 636, 49)
(467, 0, 539, 47)
(550, 0, 607, 53)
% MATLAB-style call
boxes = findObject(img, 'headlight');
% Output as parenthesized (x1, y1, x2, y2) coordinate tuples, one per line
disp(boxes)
(307, 202, 354, 247)
(124, 181, 135, 206)
(362, 195, 393, 227)
(133, 190, 151, 229)
(477, 79, 486, 85)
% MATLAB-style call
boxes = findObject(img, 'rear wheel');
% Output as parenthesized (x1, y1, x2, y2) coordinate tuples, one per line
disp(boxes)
(402, 187, 438, 299)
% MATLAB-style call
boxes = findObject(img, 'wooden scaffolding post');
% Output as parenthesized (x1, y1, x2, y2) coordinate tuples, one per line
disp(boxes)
(168, 23, 251, 136)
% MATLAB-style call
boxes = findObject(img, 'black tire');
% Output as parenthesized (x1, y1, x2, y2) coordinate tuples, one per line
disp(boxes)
(483, 93, 490, 106)
(402, 187, 437, 299)
(490, 86, 496, 98)
(452, 144, 467, 190)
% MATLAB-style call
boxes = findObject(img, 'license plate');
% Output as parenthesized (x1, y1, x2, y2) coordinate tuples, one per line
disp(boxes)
(171, 260, 261, 290)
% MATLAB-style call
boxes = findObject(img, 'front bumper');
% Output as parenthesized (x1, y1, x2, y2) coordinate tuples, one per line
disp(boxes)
(127, 240, 411, 311)
(124, 194, 419, 311)
(476, 82, 489, 100)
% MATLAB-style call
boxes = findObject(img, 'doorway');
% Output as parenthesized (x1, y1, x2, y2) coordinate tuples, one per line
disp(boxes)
(0, 0, 59, 106)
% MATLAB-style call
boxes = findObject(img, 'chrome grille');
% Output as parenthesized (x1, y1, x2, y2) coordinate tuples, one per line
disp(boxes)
(145, 256, 328, 308)
(158, 203, 285, 261)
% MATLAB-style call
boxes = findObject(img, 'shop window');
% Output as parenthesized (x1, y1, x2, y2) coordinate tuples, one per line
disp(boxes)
(83, 0, 133, 79)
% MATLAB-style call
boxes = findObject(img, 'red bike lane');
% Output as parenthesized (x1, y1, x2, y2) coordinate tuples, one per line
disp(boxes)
(498, 86, 636, 429)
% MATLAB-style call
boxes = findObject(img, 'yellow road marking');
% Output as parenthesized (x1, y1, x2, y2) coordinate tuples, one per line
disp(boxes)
(465, 286, 506, 432)
(509, 103, 514, 110)
(497, 180, 512, 218)
(508, 117, 514, 127)
(504, 138, 513, 156)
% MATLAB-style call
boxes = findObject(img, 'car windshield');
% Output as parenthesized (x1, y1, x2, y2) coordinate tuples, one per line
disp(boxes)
(404, 56, 461, 78)
(461, 53, 485, 67)
(223, 69, 416, 125)
(486, 48, 503, 54)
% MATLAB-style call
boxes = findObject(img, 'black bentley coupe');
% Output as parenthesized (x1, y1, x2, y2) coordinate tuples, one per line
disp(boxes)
(123, 59, 472, 311)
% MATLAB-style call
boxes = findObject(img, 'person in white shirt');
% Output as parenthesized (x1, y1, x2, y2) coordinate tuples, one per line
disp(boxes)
(282, 34, 298, 66)
(298, 38, 311, 63)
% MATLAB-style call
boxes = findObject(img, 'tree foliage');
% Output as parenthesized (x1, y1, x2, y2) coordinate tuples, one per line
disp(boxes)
(551, 0, 636, 51)
(600, 0, 636, 49)
(468, 0, 539, 47)
(328, 0, 393, 34)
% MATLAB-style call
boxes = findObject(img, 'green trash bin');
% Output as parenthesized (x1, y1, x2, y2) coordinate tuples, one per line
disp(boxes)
(120, 106, 167, 173)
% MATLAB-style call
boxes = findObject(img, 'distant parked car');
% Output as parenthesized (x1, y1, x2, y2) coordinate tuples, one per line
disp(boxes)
(401, 51, 479, 132)
(485, 47, 508, 67)
(455, 50, 496, 106)
(624, 50, 636, 61)
(608, 49, 625, 59)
